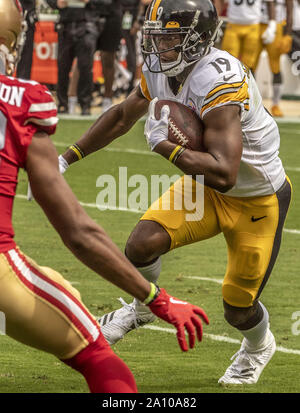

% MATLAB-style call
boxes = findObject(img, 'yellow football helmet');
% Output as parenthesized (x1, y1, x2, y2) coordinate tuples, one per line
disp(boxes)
(0, 0, 23, 75)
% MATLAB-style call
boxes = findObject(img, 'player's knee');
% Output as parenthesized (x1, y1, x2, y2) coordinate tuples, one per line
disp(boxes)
(125, 221, 170, 265)
(222, 282, 256, 309)
(223, 243, 264, 308)
(125, 232, 161, 264)
(223, 299, 260, 329)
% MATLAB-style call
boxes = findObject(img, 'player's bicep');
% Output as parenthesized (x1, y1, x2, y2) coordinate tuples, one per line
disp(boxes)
(25, 133, 86, 238)
(120, 85, 149, 123)
(202, 105, 243, 182)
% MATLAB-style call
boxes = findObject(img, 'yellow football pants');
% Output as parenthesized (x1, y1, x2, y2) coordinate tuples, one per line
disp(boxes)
(253, 22, 285, 74)
(221, 23, 261, 70)
(141, 177, 292, 308)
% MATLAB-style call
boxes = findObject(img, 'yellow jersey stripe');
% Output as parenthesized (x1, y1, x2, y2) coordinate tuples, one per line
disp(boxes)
(151, 0, 163, 20)
(140, 73, 152, 101)
(206, 76, 246, 100)
(201, 82, 249, 115)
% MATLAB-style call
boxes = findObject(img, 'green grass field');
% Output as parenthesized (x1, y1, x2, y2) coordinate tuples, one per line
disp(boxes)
(1, 119, 299, 393)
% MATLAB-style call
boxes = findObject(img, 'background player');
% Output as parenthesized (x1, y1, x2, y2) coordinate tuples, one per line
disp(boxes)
(253, 0, 294, 117)
(288, 0, 300, 74)
(0, 0, 209, 393)
(220, 0, 276, 72)
(60, 0, 292, 385)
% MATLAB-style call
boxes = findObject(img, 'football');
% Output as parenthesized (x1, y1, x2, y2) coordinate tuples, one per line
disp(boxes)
(155, 99, 204, 151)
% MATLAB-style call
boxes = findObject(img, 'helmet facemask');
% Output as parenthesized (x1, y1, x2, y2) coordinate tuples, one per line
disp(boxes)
(0, 0, 25, 75)
(142, 9, 222, 77)
(0, 29, 26, 75)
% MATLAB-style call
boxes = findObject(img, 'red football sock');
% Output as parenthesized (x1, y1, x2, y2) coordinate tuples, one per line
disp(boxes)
(63, 336, 138, 393)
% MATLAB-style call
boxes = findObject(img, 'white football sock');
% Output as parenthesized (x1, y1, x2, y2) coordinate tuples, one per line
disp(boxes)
(133, 257, 161, 310)
(273, 83, 282, 106)
(241, 302, 270, 351)
(68, 96, 77, 114)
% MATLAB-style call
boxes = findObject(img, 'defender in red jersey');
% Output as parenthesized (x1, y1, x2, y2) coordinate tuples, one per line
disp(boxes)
(0, 76, 57, 251)
(0, 0, 209, 393)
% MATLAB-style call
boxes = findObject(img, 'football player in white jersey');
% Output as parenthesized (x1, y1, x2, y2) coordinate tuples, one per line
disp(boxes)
(253, 0, 294, 117)
(60, 0, 292, 385)
(288, 0, 300, 74)
(220, 0, 276, 71)
(0, 0, 209, 393)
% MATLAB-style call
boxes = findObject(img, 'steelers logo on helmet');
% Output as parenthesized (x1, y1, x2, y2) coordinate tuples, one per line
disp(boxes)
(142, 0, 222, 77)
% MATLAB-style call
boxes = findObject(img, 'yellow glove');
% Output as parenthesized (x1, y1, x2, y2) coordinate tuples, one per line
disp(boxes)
(280, 34, 293, 54)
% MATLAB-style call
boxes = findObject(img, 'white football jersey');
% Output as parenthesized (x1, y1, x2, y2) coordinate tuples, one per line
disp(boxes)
(226, 0, 270, 24)
(140, 48, 286, 197)
(261, 0, 286, 23)
(293, 0, 300, 30)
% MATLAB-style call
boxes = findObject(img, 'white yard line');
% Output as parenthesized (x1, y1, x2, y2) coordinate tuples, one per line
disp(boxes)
(53, 140, 156, 156)
(285, 167, 300, 172)
(283, 228, 300, 235)
(17, 194, 300, 235)
(183, 275, 223, 285)
(142, 325, 300, 355)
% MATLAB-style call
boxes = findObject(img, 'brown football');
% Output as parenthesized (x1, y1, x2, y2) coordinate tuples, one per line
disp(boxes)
(155, 99, 204, 151)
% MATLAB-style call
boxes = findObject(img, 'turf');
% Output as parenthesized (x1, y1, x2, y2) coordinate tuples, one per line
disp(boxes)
(1, 119, 299, 393)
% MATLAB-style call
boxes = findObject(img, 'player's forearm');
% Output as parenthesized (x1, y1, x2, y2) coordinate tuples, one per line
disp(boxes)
(63, 90, 149, 165)
(66, 224, 151, 301)
(62, 104, 132, 165)
(155, 140, 237, 192)
(37, 188, 151, 301)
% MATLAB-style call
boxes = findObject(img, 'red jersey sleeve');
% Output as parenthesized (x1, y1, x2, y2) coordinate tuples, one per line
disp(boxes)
(0, 77, 58, 251)
(22, 81, 58, 136)
(6, 78, 59, 168)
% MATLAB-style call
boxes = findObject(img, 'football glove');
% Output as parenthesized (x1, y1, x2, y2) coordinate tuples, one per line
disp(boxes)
(58, 155, 69, 174)
(144, 97, 170, 151)
(279, 34, 293, 54)
(148, 288, 209, 352)
(262, 20, 276, 45)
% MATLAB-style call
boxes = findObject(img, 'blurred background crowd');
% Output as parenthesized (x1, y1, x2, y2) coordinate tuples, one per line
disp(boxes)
(18, 0, 300, 117)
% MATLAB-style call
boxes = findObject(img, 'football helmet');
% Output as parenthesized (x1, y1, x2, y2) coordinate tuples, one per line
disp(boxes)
(0, 0, 24, 75)
(142, 0, 222, 77)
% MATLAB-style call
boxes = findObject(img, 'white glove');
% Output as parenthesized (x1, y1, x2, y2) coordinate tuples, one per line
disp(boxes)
(144, 97, 170, 151)
(262, 20, 276, 45)
(27, 155, 69, 201)
(58, 155, 69, 174)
